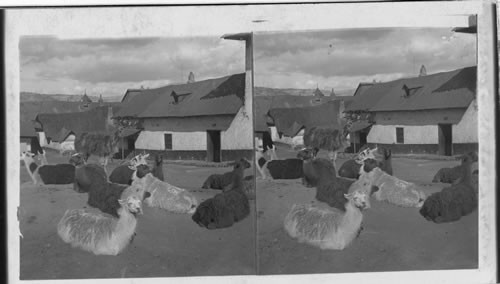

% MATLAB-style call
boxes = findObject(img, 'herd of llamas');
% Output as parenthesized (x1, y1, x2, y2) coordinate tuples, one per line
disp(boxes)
(255, 125, 479, 251)
(20, 126, 479, 260)
(20, 130, 255, 256)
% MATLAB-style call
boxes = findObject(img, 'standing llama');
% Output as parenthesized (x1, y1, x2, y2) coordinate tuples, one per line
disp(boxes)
(284, 191, 369, 250)
(420, 152, 478, 223)
(57, 195, 143, 256)
(74, 130, 121, 176)
(192, 159, 251, 229)
(303, 120, 352, 170)
(21, 151, 75, 185)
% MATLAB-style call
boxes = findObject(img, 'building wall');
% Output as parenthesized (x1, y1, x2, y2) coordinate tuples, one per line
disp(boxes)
(375, 109, 466, 125)
(38, 132, 48, 147)
(367, 124, 438, 144)
(221, 106, 253, 149)
(367, 102, 478, 155)
(452, 99, 478, 143)
(135, 130, 207, 150)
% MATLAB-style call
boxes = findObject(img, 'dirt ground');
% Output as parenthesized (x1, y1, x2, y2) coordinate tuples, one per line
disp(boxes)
(256, 145, 478, 275)
(19, 152, 256, 280)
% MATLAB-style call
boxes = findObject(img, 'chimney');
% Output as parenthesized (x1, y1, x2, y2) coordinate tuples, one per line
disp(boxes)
(419, 65, 427, 77)
(187, 72, 195, 83)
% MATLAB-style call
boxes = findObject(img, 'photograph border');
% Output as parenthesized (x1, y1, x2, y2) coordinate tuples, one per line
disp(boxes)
(5, 1, 497, 284)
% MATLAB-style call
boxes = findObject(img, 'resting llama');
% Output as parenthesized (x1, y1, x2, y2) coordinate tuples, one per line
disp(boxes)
(298, 148, 355, 210)
(432, 152, 478, 184)
(338, 145, 393, 179)
(21, 151, 75, 185)
(255, 149, 303, 180)
(359, 159, 426, 208)
(132, 170, 198, 214)
(57, 195, 143, 256)
(70, 153, 151, 217)
(202, 158, 252, 189)
(284, 191, 369, 250)
(420, 152, 478, 223)
(109, 153, 151, 185)
(192, 159, 251, 229)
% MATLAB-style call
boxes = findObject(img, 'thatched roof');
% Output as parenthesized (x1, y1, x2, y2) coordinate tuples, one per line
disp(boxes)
(268, 100, 344, 137)
(20, 120, 37, 137)
(36, 106, 115, 142)
(346, 66, 476, 112)
(115, 73, 245, 118)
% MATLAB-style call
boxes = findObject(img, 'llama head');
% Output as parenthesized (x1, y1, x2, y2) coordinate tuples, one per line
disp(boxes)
(234, 158, 251, 170)
(362, 158, 379, 173)
(344, 191, 370, 210)
(129, 153, 150, 170)
(135, 164, 152, 178)
(68, 153, 85, 166)
(459, 152, 478, 164)
(154, 154, 163, 165)
(355, 146, 377, 164)
(118, 195, 143, 216)
(297, 147, 315, 161)
(21, 151, 36, 163)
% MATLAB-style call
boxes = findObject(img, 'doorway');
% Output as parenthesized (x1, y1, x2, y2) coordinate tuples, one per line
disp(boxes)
(438, 124, 452, 156)
(207, 130, 221, 162)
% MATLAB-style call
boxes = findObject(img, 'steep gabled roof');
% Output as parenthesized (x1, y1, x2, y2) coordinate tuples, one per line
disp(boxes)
(115, 73, 245, 118)
(345, 66, 476, 112)
(121, 89, 144, 103)
(20, 120, 37, 137)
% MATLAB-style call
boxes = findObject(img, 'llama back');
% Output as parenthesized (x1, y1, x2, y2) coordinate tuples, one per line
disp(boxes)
(266, 159, 303, 179)
(284, 204, 363, 250)
(57, 209, 126, 255)
(372, 170, 425, 207)
(37, 164, 75, 184)
(146, 180, 198, 213)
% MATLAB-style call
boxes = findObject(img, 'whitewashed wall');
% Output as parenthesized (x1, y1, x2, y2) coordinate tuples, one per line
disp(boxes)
(20, 142, 29, 153)
(136, 130, 207, 150)
(221, 106, 253, 150)
(38, 132, 47, 147)
(367, 124, 438, 144)
(453, 99, 478, 143)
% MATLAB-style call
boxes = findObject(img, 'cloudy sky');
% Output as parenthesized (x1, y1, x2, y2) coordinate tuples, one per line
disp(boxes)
(20, 27, 476, 98)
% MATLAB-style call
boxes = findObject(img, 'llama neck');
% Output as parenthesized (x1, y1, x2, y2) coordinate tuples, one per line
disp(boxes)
(23, 157, 37, 174)
(459, 161, 473, 186)
(115, 206, 137, 233)
(344, 200, 362, 218)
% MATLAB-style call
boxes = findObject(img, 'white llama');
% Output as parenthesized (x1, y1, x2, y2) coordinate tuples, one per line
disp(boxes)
(57, 195, 143, 256)
(131, 172, 198, 214)
(284, 191, 369, 250)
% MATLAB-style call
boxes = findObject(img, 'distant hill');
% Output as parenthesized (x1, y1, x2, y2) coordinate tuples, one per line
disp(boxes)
(254, 87, 355, 97)
(20, 92, 122, 103)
